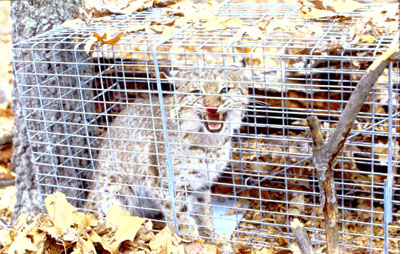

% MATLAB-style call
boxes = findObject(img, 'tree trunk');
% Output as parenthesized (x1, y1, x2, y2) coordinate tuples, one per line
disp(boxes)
(11, 0, 83, 222)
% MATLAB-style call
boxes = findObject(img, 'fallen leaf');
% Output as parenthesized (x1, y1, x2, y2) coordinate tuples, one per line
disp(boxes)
(151, 24, 164, 33)
(254, 247, 274, 254)
(72, 237, 97, 254)
(299, 0, 352, 21)
(359, 35, 376, 43)
(44, 192, 77, 236)
(73, 211, 98, 228)
(161, 26, 177, 41)
(0, 228, 11, 247)
(28, 231, 46, 253)
(8, 233, 37, 254)
(94, 31, 125, 45)
(203, 16, 243, 31)
(84, 36, 98, 56)
(62, 18, 87, 28)
(89, 230, 112, 253)
(62, 227, 79, 242)
(120, 0, 153, 15)
(224, 17, 243, 28)
(226, 27, 247, 45)
(106, 204, 145, 253)
(126, 23, 148, 33)
(13, 213, 28, 231)
(247, 26, 263, 40)
(226, 25, 263, 45)
(0, 185, 16, 214)
(149, 226, 173, 252)
(331, 0, 362, 12)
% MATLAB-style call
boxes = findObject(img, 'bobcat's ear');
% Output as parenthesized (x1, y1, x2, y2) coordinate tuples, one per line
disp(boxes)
(229, 57, 247, 69)
(161, 69, 187, 90)
(227, 57, 247, 79)
(162, 69, 180, 79)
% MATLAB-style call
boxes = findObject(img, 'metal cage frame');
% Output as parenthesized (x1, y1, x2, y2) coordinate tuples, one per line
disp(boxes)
(13, 2, 400, 253)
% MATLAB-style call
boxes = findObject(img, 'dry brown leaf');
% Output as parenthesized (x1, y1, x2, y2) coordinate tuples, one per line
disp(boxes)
(84, 0, 153, 16)
(13, 213, 28, 231)
(226, 27, 247, 45)
(84, 36, 98, 56)
(0, 114, 14, 146)
(72, 211, 98, 228)
(72, 237, 97, 254)
(265, 19, 292, 33)
(44, 192, 77, 236)
(94, 31, 125, 45)
(350, 5, 399, 43)
(106, 204, 130, 227)
(8, 233, 37, 254)
(224, 17, 243, 28)
(161, 26, 178, 41)
(203, 16, 243, 31)
(28, 230, 46, 253)
(359, 35, 376, 43)
(151, 25, 164, 33)
(104, 32, 124, 45)
(89, 230, 112, 253)
(0, 185, 16, 217)
(0, 228, 12, 248)
(299, 0, 352, 21)
(126, 23, 148, 33)
(247, 26, 263, 40)
(330, 0, 362, 12)
(106, 204, 146, 253)
(149, 226, 174, 253)
(61, 18, 87, 28)
(39, 224, 58, 239)
(85, 29, 125, 56)
(120, 0, 153, 15)
(227, 25, 263, 45)
(254, 247, 274, 254)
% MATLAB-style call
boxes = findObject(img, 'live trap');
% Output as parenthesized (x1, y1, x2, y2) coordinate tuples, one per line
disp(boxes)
(13, 1, 400, 253)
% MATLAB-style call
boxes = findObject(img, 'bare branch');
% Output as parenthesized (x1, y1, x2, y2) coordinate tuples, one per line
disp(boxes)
(291, 219, 314, 254)
(325, 36, 399, 159)
(307, 35, 399, 254)
(307, 117, 324, 147)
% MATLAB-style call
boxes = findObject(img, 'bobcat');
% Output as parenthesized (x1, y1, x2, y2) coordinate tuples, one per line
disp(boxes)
(84, 68, 248, 240)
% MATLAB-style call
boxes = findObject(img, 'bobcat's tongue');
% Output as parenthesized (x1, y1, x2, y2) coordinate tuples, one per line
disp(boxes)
(205, 113, 223, 132)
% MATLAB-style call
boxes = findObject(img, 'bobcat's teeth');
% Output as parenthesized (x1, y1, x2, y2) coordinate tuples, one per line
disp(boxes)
(205, 113, 224, 132)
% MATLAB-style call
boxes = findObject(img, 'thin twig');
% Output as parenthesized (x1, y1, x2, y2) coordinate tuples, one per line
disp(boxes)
(291, 219, 314, 254)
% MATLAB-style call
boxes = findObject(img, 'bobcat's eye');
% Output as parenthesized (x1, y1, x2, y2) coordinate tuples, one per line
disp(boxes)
(191, 89, 202, 94)
(219, 87, 231, 94)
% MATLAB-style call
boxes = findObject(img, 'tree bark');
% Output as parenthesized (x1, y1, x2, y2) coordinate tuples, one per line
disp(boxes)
(11, 0, 84, 222)
(290, 219, 314, 254)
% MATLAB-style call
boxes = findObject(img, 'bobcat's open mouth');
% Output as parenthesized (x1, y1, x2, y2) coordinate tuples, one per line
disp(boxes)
(204, 112, 226, 133)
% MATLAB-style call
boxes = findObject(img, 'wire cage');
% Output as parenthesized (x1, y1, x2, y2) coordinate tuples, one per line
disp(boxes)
(13, 2, 400, 253)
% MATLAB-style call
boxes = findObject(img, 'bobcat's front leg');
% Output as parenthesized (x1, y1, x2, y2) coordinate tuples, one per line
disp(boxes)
(160, 189, 200, 240)
(189, 191, 233, 253)
(188, 192, 213, 238)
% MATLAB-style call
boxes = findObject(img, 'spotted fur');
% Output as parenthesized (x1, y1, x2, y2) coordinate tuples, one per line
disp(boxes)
(84, 69, 248, 239)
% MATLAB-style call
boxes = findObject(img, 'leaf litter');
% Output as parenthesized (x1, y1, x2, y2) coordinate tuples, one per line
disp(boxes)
(0, 192, 222, 254)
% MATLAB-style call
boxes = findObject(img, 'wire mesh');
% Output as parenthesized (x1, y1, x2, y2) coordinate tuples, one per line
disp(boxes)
(13, 2, 400, 253)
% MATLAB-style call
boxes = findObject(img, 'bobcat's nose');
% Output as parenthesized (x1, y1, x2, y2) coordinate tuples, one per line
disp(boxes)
(204, 103, 220, 114)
